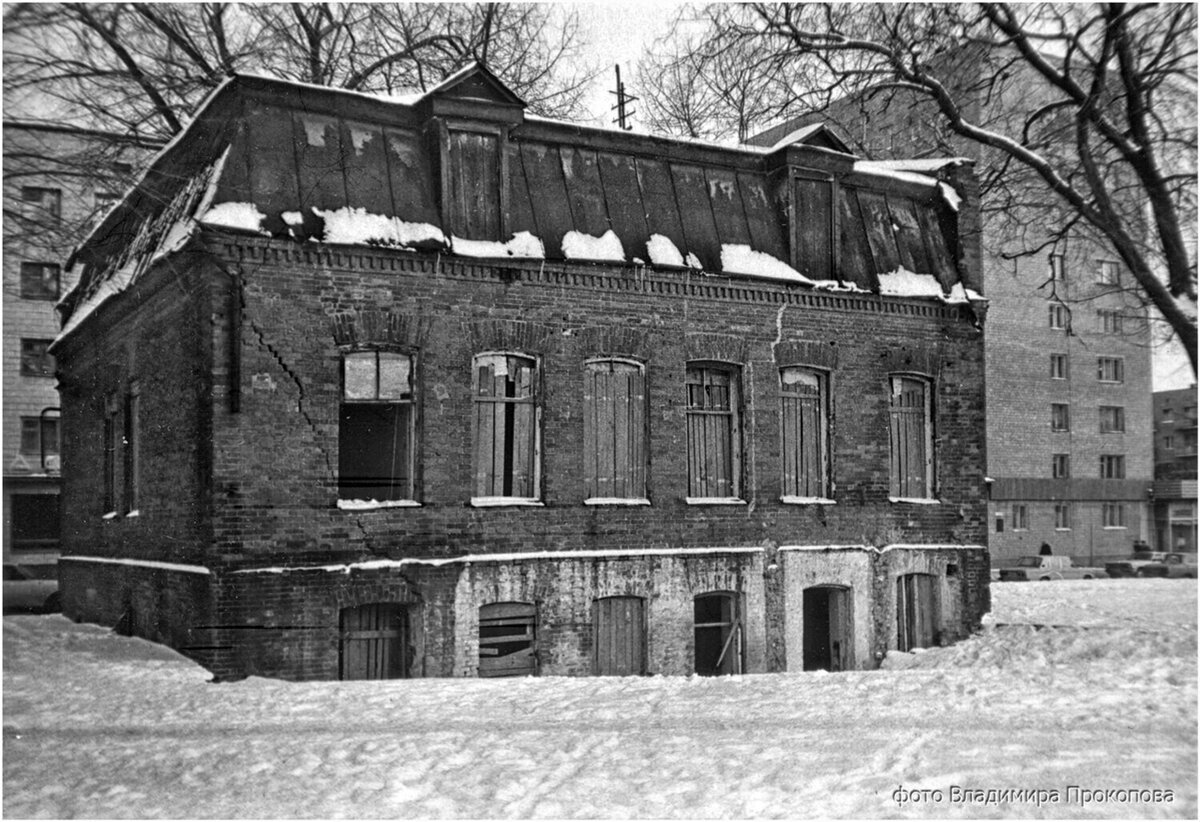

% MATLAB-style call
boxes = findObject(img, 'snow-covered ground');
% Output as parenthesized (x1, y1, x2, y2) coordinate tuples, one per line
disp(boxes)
(4, 579, 1195, 819)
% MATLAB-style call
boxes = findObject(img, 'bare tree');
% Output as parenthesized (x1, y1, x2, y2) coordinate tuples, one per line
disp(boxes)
(641, 3, 1197, 373)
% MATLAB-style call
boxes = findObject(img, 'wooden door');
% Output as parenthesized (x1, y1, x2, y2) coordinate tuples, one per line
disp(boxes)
(593, 596, 646, 676)
(896, 574, 937, 652)
(339, 603, 409, 680)
(478, 602, 537, 677)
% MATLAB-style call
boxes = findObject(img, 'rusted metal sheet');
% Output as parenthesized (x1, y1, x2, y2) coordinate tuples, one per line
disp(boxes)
(447, 130, 501, 239)
(634, 158, 686, 264)
(559, 146, 611, 238)
(383, 127, 439, 228)
(340, 118, 394, 219)
(242, 102, 299, 233)
(597, 152, 649, 264)
(517, 141, 573, 258)
(793, 177, 833, 281)
(706, 167, 751, 249)
(737, 172, 787, 262)
(504, 141, 538, 239)
(837, 187, 874, 289)
(887, 195, 931, 281)
(670, 163, 720, 270)
(856, 189, 900, 275)
(917, 202, 961, 292)
(292, 109, 348, 213)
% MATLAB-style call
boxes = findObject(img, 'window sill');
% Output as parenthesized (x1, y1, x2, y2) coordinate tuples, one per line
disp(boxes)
(101, 511, 119, 521)
(888, 497, 941, 505)
(1102, 526, 1128, 531)
(125, 510, 140, 518)
(337, 499, 421, 511)
(585, 498, 651, 506)
(780, 496, 836, 505)
(470, 497, 544, 508)
(1055, 528, 1073, 532)
(685, 497, 746, 506)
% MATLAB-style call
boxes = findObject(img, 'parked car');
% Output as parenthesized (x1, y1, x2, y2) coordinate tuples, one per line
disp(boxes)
(3, 563, 60, 614)
(1138, 553, 1198, 579)
(1105, 548, 1170, 578)
(996, 555, 1106, 581)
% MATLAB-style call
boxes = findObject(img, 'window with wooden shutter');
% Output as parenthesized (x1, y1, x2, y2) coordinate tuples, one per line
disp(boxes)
(339, 351, 416, 503)
(584, 359, 647, 503)
(780, 367, 830, 500)
(447, 130, 501, 240)
(472, 353, 540, 503)
(888, 375, 933, 500)
(685, 364, 742, 501)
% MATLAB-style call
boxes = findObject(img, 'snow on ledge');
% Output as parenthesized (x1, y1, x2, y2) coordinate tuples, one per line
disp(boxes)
(879, 543, 986, 553)
(721, 244, 816, 285)
(452, 231, 545, 259)
(779, 544, 872, 553)
(939, 182, 962, 212)
(888, 497, 942, 505)
(685, 497, 747, 505)
(944, 282, 985, 304)
(852, 160, 939, 188)
(199, 202, 270, 235)
(313, 206, 446, 247)
(60, 555, 212, 575)
(877, 267, 945, 299)
(470, 497, 545, 508)
(562, 229, 625, 262)
(780, 496, 837, 505)
(584, 498, 652, 506)
(646, 234, 685, 267)
(337, 499, 421, 511)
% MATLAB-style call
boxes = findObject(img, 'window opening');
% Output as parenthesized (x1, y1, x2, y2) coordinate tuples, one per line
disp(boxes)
(339, 351, 415, 502)
(686, 364, 742, 499)
(694, 592, 742, 676)
(20, 262, 60, 300)
(478, 602, 537, 678)
(803, 586, 852, 671)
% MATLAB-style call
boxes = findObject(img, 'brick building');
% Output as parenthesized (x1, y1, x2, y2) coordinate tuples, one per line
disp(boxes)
(2, 122, 157, 575)
(749, 55, 1155, 567)
(54, 66, 989, 681)
(1151, 387, 1197, 553)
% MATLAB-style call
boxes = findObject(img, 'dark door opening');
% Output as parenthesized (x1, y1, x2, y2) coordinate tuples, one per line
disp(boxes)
(479, 602, 537, 677)
(896, 573, 938, 651)
(803, 586, 852, 671)
(694, 592, 742, 675)
(593, 596, 646, 676)
(339, 603, 410, 680)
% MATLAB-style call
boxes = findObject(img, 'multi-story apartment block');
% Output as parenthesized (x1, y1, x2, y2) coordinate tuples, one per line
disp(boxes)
(1152, 387, 1197, 553)
(52, 67, 990, 681)
(2, 122, 158, 571)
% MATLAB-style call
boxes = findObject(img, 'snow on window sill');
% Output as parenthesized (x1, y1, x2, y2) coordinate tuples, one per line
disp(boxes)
(685, 497, 746, 506)
(337, 499, 421, 511)
(101, 511, 119, 521)
(1055, 528, 1073, 532)
(780, 496, 836, 505)
(470, 497, 544, 508)
(125, 510, 140, 518)
(888, 497, 941, 505)
(585, 497, 651, 506)
(1102, 526, 1128, 531)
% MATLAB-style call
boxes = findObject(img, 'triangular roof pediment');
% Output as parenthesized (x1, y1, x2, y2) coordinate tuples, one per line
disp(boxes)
(423, 61, 525, 109)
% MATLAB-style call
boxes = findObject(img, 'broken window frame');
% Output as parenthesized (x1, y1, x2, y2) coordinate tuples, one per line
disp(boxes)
(583, 358, 648, 504)
(693, 591, 743, 676)
(779, 365, 831, 502)
(684, 362, 743, 503)
(888, 374, 934, 501)
(338, 349, 418, 505)
(471, 352, 541, 506)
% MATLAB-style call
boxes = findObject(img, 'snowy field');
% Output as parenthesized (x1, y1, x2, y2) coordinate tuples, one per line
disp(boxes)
(3, 579, 1196, 819)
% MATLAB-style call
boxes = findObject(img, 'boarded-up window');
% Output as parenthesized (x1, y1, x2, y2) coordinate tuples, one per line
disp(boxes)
(780, 367, 829, 499)
(694, 592, 742, 675)
(478, 602, 537, 678)
(593, 596, 646, 676)
(888, 375, 933, 499)
(896, 573, 938, 651)
(685, 364, 742, 499)
(584, 359, 646, 500)
(339, 603, 409, 680)
(793, 177, 833, 280)
(473, 354, 539, 500)
(447, 130, 500, 239)
(339, 351, 415, 502)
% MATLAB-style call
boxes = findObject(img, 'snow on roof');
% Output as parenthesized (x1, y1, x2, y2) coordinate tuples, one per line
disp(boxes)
(562, 230, 625, 263)
(451, 231, 545, 259)
(721, 244, 818, 286)
(310, 206, 445, 247)
(877, 267, 946, 299)
(852, 160, 939, 188)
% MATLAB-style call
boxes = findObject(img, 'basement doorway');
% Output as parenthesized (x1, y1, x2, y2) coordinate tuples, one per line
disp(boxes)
(802, 585, 852, 671)
(593, 596, 646, 676)
(478, 602, 538, 677)
(339, 603, 410, 680)
(896, 573, 939, 652)
(694, 592, 742, 675)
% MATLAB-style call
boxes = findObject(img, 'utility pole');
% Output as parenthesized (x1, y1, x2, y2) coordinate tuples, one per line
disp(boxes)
(610, 64, 638, 131)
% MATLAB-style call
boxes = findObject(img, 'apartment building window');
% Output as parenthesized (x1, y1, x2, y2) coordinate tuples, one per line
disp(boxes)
(1012, 504, 1029, 530)
(1098, 260, 1120, 286)
(103, 405, 118, 514)
(473, 353, 539, 503)
(20, 262, 61, 300)
(583, 359, 647, 502)
(1098, 309, 1123, 334)
(1099, 406, 1126, 433)
(1049, 354, 1068, 380)
(19, 417, 59, 457)
(1097, 357, 1125, 383)
(1051, 403, 1070, 432)
(889, 375, 934, 500)
(1054, 503, 1072, 530)
(340, 351, 417, 503)
(1102, 503, 1126, 528)
(780, 366, 830, 500)
(1099, 454, 1126, 479)
(20, 339, 55, 378)
(685, 364, 743, 501)
(21, 186, 62, 221)
(1048, 304, 1070, 330)
(1164, 436, 1175, 450)
(1049, 253, 1066, 282)
(1052, 453, 1070, 478)
(123, 386, 140, 514)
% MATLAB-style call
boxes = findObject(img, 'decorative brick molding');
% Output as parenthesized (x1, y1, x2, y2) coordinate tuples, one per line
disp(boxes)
(774, 340, 839, 370)
(330, 309, 431, 348)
